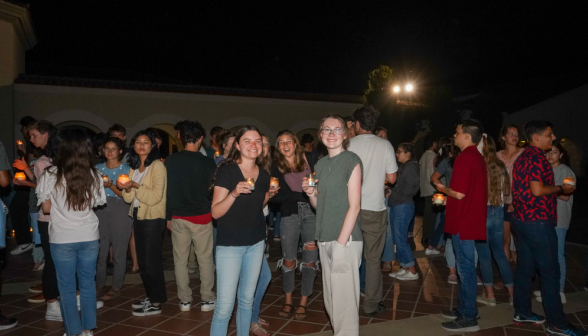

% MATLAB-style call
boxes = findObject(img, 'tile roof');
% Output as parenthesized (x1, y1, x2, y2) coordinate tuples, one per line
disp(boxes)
(15, 74, 363, 104)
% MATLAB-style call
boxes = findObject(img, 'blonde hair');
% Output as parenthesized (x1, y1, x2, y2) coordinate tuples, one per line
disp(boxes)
(481, 136, 510, 206)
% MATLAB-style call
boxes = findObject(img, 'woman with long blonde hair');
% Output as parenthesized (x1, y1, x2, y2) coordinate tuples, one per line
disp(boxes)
(271, 130, 318, 320)
(475, 136, 514, 306)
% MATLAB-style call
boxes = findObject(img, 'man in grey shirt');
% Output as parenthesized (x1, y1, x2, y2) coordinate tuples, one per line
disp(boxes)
(348, 106, 398, 315)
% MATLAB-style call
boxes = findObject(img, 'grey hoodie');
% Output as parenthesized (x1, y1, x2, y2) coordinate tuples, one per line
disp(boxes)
(388, 160, 420, 207)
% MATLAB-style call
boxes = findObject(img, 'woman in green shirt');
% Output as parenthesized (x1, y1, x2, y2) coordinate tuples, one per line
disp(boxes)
(302, 114, 363, 336)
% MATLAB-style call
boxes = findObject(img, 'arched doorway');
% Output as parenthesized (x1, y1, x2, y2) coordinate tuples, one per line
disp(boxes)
(55, 121, 100, 139)
(150, 123, 184, 159)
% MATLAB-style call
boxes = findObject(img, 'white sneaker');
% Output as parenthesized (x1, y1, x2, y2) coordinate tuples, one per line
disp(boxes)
(425, 248, 440, 256)
(396, 271, 419, 281)
(201, 300, 216, 312)
(477, 276, 483, 286)
(132, 298, 150, 309)
(188, 266, 197, 274)
(10, 244, 33, 255)
(533, 290, 541, 297)
(46, 301, 63, 321)
(447, 274, 458, 285)
(76, 295, 104, 310)
(388, 269, 407, 278)
(81, 331, 93, 336)
(535, 292, 566, 303)
(179, 301, 191, 312)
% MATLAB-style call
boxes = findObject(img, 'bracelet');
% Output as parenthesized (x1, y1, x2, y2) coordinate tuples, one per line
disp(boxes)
(305, 190, 316, 197)
(559, 185, 564, 193)
(230, 192, 238, 198)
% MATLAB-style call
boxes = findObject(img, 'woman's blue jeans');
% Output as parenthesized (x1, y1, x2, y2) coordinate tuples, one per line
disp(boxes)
(211, 240, 265, 336)
(251, 257, 272, 324)
(555, 228, 567, 292)
(475, 205, 514, 287)
(391, 203, 416, 267)
(51, 240, 99, 336)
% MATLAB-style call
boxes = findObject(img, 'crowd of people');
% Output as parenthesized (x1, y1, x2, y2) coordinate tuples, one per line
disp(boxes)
(0, 107, 584, 336)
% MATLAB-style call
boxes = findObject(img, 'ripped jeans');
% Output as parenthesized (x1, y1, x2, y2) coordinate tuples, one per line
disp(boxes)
(278, 202, 318, 297)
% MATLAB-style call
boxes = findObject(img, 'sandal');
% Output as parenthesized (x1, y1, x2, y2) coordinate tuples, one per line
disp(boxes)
(294, 305, 307, 320)
(258, 317, 270, 327)
(250, 323, 270, 336)
(279, 303, 294, 318)
(99, 288, 121, 301)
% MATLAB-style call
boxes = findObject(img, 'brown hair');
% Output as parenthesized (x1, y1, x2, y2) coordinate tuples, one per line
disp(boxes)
(319, 113, 350, 150)
(259, 134, 272, 173)
(275, 130, 307, 174)
(481, 136, 510, 206)
(51, 129, 102, 211)
(498, 124, 521, 149)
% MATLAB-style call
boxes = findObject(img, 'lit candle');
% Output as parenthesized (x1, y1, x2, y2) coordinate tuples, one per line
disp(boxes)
(246, 178, 255, 190)
(15, 172, 26, 181)
(102, 175, 110, 183)
(307, 174, 316, 187)
(117, 174, 130, 185)
(214, 151, 221, 159)
(563, 177, 576, 186)
(270, 177, 279, 190)
(16, 140, 24, 145)
(433, 193, 445, 205)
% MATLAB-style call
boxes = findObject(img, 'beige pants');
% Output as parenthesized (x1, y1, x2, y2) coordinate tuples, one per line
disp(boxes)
(319, 240, 363, 336)
(171, 219, 216, 302)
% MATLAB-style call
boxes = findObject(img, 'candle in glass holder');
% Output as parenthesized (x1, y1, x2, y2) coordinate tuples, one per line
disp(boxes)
(15, 172, 26, 181)
(433, 193, 445, 205)
(16, 140, 24, 145)
(307, 174, 316, 187)
(102, 175, 110, 183)
(270, 177, 279, 190)
(563, 177, 576, 186)
(214, 151, 221, 159)
(117, 174, 130, 185)
(246, 178, 255, 190)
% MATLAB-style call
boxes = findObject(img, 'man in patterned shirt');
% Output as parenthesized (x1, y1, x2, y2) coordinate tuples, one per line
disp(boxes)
(511, 120, 583, 336)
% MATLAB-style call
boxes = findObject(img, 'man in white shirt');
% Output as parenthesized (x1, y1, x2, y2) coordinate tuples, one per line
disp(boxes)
(419, 136, 438, 249)
(348, 106, 398, 315)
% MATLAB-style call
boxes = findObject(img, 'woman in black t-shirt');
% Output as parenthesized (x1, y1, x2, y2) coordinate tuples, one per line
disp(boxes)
(210, 126, 276, 336)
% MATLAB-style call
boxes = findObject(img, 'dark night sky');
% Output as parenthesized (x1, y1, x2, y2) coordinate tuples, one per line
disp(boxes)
(24, 1, 587, 95)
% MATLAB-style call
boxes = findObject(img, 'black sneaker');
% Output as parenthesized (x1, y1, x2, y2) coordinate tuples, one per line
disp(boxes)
(366, 302, 386, 316)
(441, 317, 480, 332)
(546, 324, 587, 336)
(132, 298, 150, 309)
(441, 309, 480, 320)
(513, 312, 546, 325)
(0, 313, 18, 330)
(132, 303, 161, 316)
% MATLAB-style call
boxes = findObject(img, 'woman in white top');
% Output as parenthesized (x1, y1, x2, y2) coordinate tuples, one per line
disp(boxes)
(37, 129, 106, 336)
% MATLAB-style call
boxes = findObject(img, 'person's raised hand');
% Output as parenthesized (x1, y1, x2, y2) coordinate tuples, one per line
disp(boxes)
(13, 158, 27, 171)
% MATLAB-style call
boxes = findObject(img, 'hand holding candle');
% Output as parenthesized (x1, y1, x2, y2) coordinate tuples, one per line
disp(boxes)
(563, 177, 576, 186)
(15, 172, 26, 181)
(16, 140, 24, 145)
(245, 178, 255, 190)
(306, 174, 316, 187)
(214, 151, 221, 159)
(117, 174, 130, 188)
(433, 193, 446, 205)
(270, 177, 279, 190)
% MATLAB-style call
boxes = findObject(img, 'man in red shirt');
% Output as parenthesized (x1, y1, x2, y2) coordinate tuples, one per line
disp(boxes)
(511, 121, 584, 336)
(434, 120, 487, 332)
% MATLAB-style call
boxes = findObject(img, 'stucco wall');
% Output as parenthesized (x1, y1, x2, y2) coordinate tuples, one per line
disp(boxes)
(13, 84, 361, 145)
(504, 85, 588, 176)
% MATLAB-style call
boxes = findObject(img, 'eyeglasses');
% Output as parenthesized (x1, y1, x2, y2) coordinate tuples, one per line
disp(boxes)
(320, 128, 344, 135)
(396, 150, 406, 154)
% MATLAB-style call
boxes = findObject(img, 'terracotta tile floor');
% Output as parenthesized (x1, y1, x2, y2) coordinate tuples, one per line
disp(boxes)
(1, 218, 588, 335)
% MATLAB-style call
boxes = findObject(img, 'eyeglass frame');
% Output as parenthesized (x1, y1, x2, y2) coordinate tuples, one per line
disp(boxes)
(320, 128, 345, 135)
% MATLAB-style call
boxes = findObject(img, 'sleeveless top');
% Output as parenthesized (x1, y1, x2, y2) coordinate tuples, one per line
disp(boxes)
(497, 149, 523, 205)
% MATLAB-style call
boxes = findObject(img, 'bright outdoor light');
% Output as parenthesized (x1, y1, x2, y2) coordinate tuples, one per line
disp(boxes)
(393, 85, 401, 93)
(405, 84, 414, 92)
